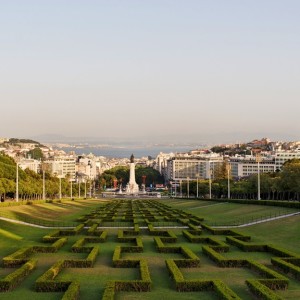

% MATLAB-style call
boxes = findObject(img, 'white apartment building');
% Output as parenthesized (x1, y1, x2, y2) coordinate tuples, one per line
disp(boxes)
(77, 156, 97, 180)
(275, 150, 300, 170)
(155, 152, 175, 175)
(44, 156, 76, 179)
(229, 156, 275, 178)
(18, 158, 41, 173)
(166, 154, 224, 181)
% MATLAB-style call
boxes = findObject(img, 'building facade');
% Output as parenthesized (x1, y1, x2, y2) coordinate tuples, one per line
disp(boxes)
(229, 156, 275, 178)
(44, 156, 76, 179)
(275, 151, 300, 170)
(166, 154, 224, 181)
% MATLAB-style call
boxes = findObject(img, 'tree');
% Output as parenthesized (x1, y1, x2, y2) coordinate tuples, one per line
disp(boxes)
(97, 166, 164, 191)
(279, 159, 300, 200)
(27, 147, 44, 160)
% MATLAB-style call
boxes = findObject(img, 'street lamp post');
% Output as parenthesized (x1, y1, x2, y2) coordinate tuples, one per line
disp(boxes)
(59, 177, 62, 200)
(42, 169, 45, 200)
(195, 173, 199, 198)
(208, 162, 212, 199)
(174, 180, 177, 197)
(180, 180, 182, 198)
(16, 163, 19, 202)
(256, 154, 262, 200)
(79, 182, 81, 198)
(70, 180, 73, 199)
(84, 180, 87, 199)
(187, 177, 190, 198)
(226, 162, 231, 199)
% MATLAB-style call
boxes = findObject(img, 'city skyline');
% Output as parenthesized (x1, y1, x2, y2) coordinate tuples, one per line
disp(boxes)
(1, 1, 300, 143)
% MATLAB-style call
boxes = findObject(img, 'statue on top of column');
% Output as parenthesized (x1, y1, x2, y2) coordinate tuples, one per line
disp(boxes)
(130, 154, 134, 163)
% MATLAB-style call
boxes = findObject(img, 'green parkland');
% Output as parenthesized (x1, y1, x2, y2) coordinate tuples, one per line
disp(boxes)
(0, 199, 300, 299)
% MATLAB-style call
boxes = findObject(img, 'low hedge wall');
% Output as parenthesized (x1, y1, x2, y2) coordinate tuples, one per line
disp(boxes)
(43, 229, 61, 241)
(175, 247, 200, 268)
(202, 245, 247, 268)
(35, 260, 66, 292)
(103, 259, 151, 298)
(3, 247, 33, 267)
(0, 259, 37, 291)
(87, 223, 99, 234)
(213, 279, 242, 300)
(200, 224, 250, 240)
(271, 257, 300, 280)
(248, 260, 289, 290)
(65, 246, 99, 268)
(188, 223, 201, 231)
(267, 245, 298, 258)
(246, 279, 284, 300)
(33, 237, 67, 253)
(60, 224, 84, 236)
(166, 259, 241, 298)
(226, 236, 267, 252)
(102, 281, 115, 300)
(153, 237, 181, 253)
(61, 281, 80, 300)
(112, 246, 140, 267)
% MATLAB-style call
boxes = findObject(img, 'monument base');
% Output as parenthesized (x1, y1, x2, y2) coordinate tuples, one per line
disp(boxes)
(125, 183, 139, 194)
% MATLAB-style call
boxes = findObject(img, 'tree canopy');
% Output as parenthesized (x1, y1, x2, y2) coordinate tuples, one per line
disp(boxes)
(96, 165, 164, 190)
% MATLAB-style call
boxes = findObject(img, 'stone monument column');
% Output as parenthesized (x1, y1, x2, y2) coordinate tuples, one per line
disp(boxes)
(126, 154, 139, 194)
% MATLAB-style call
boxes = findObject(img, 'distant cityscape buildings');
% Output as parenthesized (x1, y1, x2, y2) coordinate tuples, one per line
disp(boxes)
(1, 137, 300, 186)
(153, 138, 300, 183)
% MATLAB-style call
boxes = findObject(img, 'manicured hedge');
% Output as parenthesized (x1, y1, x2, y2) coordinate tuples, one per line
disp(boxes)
(0, 259, 37, 291)
(165, 259, 184, 283)
(154, 237, 181, 253)
(87, 223, 99, 234)
(246, 279, 284, 300)
(3, 247, 33, 267)
(175, 247, 200, 268)
(103, 259, 151, 297)
(226, 236, 267, 252)
(166, 259, 241, 298)
(61, 281, 80, 300)
(202, 245, 247, 267)
(187, 222, 202, 231)
(271, 257, 300, 280)
(102, 281, 115, 300)
(43, 229, 60, 241)
(35, 260, 66, 292)
(200, 224, 250, 240)
(213, 279, 242, 300)
(60, 224, 84, 236)
(112, 246, 140, 267)
(248, 260, 289, 289)
(267, 245, 298, 258)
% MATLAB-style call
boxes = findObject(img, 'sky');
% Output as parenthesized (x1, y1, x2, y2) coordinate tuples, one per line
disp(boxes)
(1, 0, 300, 144)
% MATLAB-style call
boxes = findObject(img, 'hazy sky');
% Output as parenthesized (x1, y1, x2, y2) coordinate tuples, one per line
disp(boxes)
(1, 1, 300, 144)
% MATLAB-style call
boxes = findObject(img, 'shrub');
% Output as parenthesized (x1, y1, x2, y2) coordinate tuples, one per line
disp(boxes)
(0, 260, 37, 291)
(246, 280, 284, 300)
(271, 257, 300, 280)
(61, 281, 80, 300)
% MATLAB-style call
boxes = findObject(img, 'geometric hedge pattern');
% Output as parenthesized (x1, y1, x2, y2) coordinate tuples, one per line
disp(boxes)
(1, 199, 300, 299)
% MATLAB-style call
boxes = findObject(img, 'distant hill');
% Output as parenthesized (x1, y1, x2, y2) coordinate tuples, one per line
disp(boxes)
(8, 138, 42, 145)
